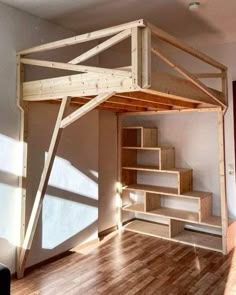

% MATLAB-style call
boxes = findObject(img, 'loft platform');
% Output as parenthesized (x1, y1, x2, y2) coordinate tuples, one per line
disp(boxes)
(18, 19, 228, 113)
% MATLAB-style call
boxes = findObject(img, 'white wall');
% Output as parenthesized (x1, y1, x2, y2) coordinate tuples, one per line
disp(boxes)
(26, 104, 99, 267)
(0, 2, 100, 272)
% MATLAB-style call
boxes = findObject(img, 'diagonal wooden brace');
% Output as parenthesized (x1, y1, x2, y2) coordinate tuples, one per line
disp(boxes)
(151, 47, 226, 108)
(17, 91, 115, 278)
(17, 96, 71, 278)
(60, 92, 115, 128)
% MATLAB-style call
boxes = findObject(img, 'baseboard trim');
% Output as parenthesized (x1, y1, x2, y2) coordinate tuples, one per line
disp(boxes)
(13, 226, 120, 278)
(99, 225, 118, 240)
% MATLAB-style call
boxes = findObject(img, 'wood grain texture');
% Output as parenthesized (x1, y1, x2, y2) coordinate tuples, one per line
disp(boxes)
(12, 231, 236, 295)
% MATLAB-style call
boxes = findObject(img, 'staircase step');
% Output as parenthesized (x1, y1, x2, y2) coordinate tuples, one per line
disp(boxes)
(124, 184, 211, 200)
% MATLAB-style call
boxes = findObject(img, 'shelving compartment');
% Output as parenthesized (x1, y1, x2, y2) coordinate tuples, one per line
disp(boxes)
(122, 146, 175, 170)
(122, 168, 193, 195)
(124, 219, 222, 252)
(122, 188, 222, 228)
(170, 219, 222, 252)
(123, 190, 200, 223)
(122, 127, 158, 148)
(124, 219, 170, 239)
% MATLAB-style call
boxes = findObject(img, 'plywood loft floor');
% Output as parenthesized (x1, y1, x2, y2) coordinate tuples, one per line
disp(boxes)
(12, 231, 236, 295)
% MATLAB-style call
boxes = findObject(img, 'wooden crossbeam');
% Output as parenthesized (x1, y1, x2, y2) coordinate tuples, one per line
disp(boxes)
(69, 29, 131, 65)
(148, 23, 227, 71)
(193, 73, 224, 79)
(110, 95, 171, 110)
(21, 58, 131, 77)
(151, 47, 226, 108)
(71, 98, 147, 112)
(61, 92, 115, 128)
(116, 92, 197, 109)
(18, 19, 145, 55)
(17, 96, 71, 278)
(76, 95, 171, 110)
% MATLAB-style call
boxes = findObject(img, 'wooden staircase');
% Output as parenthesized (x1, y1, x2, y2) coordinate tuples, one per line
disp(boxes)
(121, 126, 224, 252)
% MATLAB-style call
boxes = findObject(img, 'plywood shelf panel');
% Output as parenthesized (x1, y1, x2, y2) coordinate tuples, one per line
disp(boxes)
(122, 165, 191, 174)
(122, 164, 160, 172)
(124, 184, 211, 200)
(173, 230, 222, 252)
(122, 202, 199, 223)
(124, 219, 169, 239)
(122, 146, 173, 150)
(123, 203, 145, 212)
(150, 207, 199, 222)
(124, 220, 222, 252)
(125, 184, 179, 195)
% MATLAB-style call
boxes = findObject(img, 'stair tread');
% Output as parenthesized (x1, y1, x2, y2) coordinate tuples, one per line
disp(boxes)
(124, 184, 211, 199)
(122, 145, 174, 150)
(123, 202, 198, 222)
(122, 165, 191, 173)
(122, 203, 221, 227)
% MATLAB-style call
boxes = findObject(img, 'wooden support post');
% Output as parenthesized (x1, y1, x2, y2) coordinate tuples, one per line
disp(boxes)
(16, 55, 28, 275)
(221, 70, 228, 108)
(141, 27, 151, 88)
(218, 110, 228, 254)
(17, 96, 71, 278)
(60, 92, 115, 128)
(117, 114, 123, 230)
(131, 27, 142, 88)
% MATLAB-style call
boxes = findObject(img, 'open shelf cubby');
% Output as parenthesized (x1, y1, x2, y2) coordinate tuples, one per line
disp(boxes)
(124, 219, 222, 252)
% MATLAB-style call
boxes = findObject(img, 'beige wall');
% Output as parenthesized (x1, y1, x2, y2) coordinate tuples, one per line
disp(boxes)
(98, 111, 118, 232)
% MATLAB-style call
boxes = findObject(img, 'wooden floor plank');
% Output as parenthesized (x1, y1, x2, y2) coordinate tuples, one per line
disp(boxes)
(12, 231, 236, 294)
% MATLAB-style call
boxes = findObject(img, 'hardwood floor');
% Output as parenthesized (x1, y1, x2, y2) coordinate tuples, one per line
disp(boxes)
(12, 230, 236, 295)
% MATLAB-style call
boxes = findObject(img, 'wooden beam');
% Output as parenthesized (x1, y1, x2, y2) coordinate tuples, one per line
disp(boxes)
(21, 58, 131, 77)
(71, 98, 147, 112)
(116, 92, 197, 108)
(221, 69, 228, 107)
(111, 95, 171, 110)
(193, 73, 223, 79)
(141, 27, 151, 88)
(217, 111, 228, 254)
(148, 23, 227, 71)
(17, 96, 71, 278)
(69, 29, 131, 65)
(16, 55, 28, 276)
(81, 95, 171, 110)
(131, 27, 142, 88)
(18, 19, 145, 55)
(61, 92, 114, 128)
(151, 47, 226, 108)
(121, 107, 221, 116)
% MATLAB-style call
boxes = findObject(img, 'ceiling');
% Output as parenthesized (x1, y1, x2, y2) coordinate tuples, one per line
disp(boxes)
(1, 0, 236, 45)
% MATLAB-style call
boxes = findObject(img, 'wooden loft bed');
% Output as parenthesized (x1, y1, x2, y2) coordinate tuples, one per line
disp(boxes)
(16, 19, 234, 279)
(18, 19, 228, 112)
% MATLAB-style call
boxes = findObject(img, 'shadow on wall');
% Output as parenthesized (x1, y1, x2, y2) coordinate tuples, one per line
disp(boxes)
(25, 104, 99, 266)
(0, 104, 99, 268)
